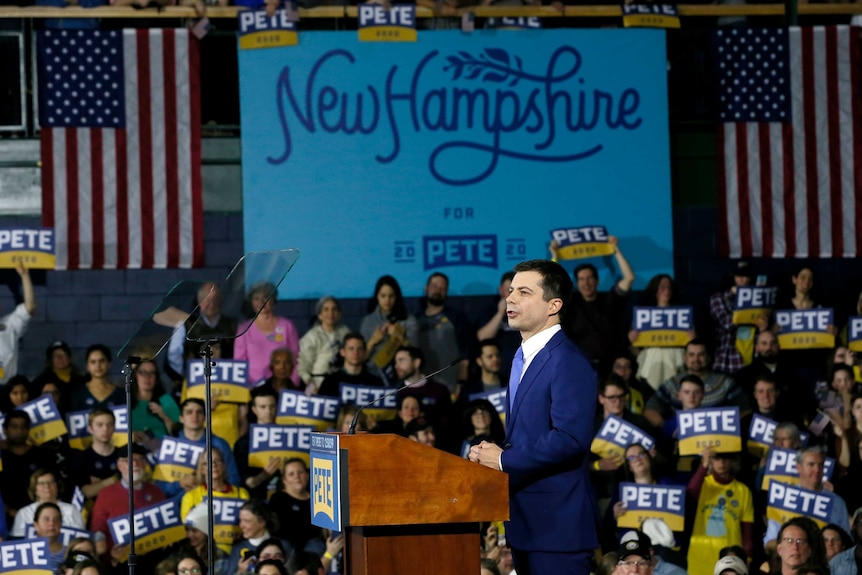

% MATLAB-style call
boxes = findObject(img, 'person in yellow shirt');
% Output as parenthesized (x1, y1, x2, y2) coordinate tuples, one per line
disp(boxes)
(686, 449, 754, 575)
(180, 447, 249, 554)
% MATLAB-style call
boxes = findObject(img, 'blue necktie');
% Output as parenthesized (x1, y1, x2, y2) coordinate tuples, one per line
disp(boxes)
(508, 346, 524, 412)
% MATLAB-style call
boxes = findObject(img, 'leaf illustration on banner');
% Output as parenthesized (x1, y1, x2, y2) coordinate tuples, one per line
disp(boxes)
(443, 49, 525, 86)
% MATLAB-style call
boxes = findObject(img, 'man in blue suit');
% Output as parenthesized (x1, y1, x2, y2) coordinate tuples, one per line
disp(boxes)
(470, 259, 599, 575)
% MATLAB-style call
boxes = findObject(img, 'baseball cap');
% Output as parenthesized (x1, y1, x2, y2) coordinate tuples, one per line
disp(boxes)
(641, 518, 675, 548)
(185, 503, 210, 537)
(46, 340, 72, 358)
(618, 530, 652, 560)
(714, 555, 748, 575)
(733, 260, 754, 278)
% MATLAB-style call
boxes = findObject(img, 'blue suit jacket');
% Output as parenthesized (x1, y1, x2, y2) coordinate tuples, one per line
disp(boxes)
(500, 329, 600, 552)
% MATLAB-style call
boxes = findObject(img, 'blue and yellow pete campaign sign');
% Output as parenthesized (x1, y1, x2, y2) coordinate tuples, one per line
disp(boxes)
(733, 287, 777, 325)
(204, 497, 246, 551)
(747, 413, 777, 458)
(358, 3, 416, 43)
(776, 309, 835, 349)
(0, 538, 53, 574)
(622, 4, 680, 29)
(632, 306, 693, 347)
(617, 482, 685, 531)
(108, 499, 185, 556)
(0, 228, 56, 269)
(310, 432, 342, 532)
(591, 415, 655, 459)
(187, 359, 251, 404)
(550, 226, 615, 260)
(767, 480, 834, 528)
(239, 30, 673, 299)
(152, 437, 205, 482)
(276, 389, 340, 431)
(467, 388, 508, 425)
(65, 406, 126, 450)
(677, 407, 741, 456)
(485, 16, 542, 29)
(760, 447, 835, 490)
(25, 525, 91, 547)
(339, 383, 397, 422)
(19, 395, 67, 445)
(249, 423, 313, 468)
(238, 8, 298, 50)
(847, 316, 862, 352)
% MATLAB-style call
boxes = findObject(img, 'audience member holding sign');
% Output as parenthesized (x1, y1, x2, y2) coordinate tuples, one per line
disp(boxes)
(550, 228, 635, 375)
(686, 448, 754, 575)
(0, 264, 36, 385)
(628, 274, 693, 391)
(31, 502, 68, 572)
(709, 261, 762, 376)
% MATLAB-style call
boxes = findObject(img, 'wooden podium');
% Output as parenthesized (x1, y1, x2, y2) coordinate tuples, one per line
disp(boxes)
(328, 433, 509, 575)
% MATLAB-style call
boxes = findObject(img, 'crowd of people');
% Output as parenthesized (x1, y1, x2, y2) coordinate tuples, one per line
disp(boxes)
(1, 235, 862, 575)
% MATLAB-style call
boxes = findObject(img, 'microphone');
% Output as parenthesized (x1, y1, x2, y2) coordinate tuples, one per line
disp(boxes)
(347, 356, 463, 435)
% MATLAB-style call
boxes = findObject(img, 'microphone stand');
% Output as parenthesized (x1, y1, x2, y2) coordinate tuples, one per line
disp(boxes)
(195, 335, 220, 575)
(122, 356, 141, 575)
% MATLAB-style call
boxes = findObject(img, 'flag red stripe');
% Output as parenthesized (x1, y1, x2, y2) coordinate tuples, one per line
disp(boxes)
(163, 31, 180, 268)
(825, 27, 843, 256)
(137, 30, 155, 269)
(65, 128, 79, 270)
(90, 130, 105, 269)
(758, 123, 773, 257)
(41, 130, 55, 229)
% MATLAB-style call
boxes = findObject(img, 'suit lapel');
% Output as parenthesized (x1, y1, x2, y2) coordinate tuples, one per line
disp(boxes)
(507, 330, 564, 429)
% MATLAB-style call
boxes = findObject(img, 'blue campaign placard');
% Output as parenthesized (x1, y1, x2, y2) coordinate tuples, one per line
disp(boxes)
(677, 407, 741, 455)
(747, 413, 777, 457)
(276, 389, 341, 430)
(846, 316, 862, 352)
(239, 29, 672, 298)
(617, 482, 685, 531)
(152, 437, 205, 482)
(775, 309, 835, 349)
(631, 305, 693, 347)
(25, 525, 91, 547)
(0, 228, 56, 269)
(187, 359, 251, 403)
(19, 395, 67, 445)
(733, 286, 777, 324)
(248, 423, 314, 467)
(761, 447, 835, 490)
(550, 226, 614, 260)
(766, 480, 834, 528)
(339, 383, 397, 422)
(108, 498, 186, 553)
(310, 432, 342, 532)
(0, 538, 53, 574)
(357, 3, 417, 42)
(591, 414, 655, 459)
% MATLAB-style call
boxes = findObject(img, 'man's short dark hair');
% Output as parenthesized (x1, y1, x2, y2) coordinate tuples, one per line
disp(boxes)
(342, 332, 366, 348)
(599, 374, 629, 396)
(573, 263, 598, 281)
(286, 551, 323, 575)
(477, 339, 499, 355)
(181, 398, 206, 412)
(250, 386, 278, 402)
(3, 410, 30, 429)
(679, 374, 705, 390)
(513, 260, 574, 307)
(396, 345, 424, 367)
(684, 338, 710, 355)
(426, 272, 449, 286)
(753, 374, 777, 389)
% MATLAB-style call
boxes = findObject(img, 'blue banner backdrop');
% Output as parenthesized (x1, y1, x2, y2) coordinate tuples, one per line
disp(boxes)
(239, 30, 672, 298)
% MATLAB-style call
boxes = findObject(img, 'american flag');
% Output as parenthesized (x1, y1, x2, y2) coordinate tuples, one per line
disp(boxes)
(715, 26, 862, 259)
(38, 29, 203, 270)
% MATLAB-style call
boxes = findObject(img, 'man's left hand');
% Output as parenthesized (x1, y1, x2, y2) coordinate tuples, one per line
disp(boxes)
(469, 440, 503, 470)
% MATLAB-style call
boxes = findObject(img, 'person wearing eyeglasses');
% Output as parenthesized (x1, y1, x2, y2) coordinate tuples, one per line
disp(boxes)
(176, 551, 207, 575)
(763, 446, 851, 555)
(614, 530, 656, 575)
(773, 517, 829, 575)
